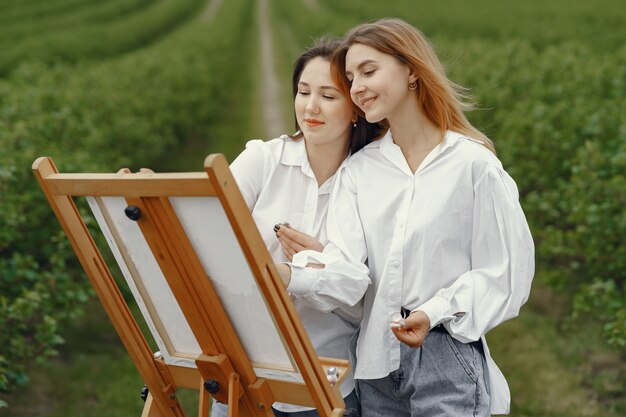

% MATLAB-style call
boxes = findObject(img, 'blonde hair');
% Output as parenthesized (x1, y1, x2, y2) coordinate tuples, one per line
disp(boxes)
(332, 18, 495, 153)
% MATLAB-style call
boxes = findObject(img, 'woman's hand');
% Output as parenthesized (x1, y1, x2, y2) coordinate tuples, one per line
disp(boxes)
(274, 223, 324, 261)
(391, 310, 431, 348)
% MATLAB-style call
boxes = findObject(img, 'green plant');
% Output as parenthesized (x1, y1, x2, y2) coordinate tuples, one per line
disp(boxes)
(0, 0, 252, 396)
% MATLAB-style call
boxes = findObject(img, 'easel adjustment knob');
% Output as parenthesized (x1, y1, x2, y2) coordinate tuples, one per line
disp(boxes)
(140, 384, 149, 402)
(124, 205, 141, 221)
(203, 379, 219, 394)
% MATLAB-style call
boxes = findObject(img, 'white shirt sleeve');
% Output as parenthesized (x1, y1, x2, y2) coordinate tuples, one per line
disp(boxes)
(288, 168, 371, 318)
(229, 140, 271, 210)
(417, 164, 535, 342)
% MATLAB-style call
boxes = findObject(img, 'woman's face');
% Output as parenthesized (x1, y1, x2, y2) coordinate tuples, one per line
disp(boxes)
(345, 43, 412, 123)
(295, 57, 354, 150)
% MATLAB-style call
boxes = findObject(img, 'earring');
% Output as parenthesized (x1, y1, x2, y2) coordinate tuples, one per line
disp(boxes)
(408, 80, 417, 90)
(353, 122, 357, 128)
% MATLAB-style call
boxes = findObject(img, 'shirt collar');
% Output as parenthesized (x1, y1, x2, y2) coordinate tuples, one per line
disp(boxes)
(373, 129, 465, 175)
(279, 136, 307, 166)
(280, 136, 344, 194)
(438, 130, 465, 152)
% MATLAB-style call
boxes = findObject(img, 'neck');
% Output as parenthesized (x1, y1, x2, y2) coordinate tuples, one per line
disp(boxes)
(387, 97, 441, 151)
(387, 98, 443, 173)
(305, 141, 348, 186)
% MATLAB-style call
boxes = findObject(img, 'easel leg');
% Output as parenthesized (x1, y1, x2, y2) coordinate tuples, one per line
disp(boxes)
(142, 393, 163, 417)
(227, 373, 240, 417)
(198, 384, 211, 417)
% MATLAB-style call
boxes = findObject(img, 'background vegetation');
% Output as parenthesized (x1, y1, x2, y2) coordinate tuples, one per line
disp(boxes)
(0, 0, 624, 415)
(0, 0, 255, 410)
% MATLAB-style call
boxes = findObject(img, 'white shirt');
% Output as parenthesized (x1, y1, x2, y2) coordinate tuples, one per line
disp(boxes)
(230, 136, 361, 413)
(290, 130, 535, 415)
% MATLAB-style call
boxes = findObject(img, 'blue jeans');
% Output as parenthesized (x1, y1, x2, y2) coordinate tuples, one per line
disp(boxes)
(357, 326, 490, 417)
(211, 390, 359, 417)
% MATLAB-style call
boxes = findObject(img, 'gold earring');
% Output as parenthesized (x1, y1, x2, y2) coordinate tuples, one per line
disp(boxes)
(408, 80, 417, 90)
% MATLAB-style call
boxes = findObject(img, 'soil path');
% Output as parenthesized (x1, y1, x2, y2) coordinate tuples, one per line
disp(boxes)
(303, 0, 319, 9)
(200, 0, 223, 21)
(257, 0, 288, 138)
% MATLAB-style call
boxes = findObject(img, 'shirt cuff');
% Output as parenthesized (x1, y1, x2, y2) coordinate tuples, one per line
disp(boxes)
(286, 264, 317, 296)
(415, 295, 454, 329)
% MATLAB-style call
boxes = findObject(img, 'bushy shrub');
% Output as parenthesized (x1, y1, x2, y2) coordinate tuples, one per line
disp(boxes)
(0, 0, 252, 394)
(0, 0, 205, 75)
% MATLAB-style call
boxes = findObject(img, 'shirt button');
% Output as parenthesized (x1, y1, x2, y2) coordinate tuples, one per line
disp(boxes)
(391, 260, 400, 268)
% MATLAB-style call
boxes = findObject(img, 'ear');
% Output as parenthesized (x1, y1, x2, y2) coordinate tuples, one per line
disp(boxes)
(351, 114, 358, 124)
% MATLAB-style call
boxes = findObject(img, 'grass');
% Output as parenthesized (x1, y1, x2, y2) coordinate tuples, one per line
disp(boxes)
(2, 279, 622, 417)
(0, 302, 201, 417)
(489, 296, 623, 416)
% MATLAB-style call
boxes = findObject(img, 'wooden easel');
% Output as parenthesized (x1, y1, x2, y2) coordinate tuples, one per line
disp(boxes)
(33, 154, 349, 417)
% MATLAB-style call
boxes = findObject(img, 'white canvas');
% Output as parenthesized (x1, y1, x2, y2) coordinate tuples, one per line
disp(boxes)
(87, 196, 303, 382)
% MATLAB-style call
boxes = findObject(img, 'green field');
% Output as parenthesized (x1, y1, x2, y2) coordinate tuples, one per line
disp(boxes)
(1, 0, 625, 415)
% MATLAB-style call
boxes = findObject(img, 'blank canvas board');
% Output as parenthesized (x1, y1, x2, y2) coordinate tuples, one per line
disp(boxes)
(87, 196, 303, 382)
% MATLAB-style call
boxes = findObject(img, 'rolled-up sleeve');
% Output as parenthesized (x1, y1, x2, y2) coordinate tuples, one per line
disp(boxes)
(417, 164, 535, 342)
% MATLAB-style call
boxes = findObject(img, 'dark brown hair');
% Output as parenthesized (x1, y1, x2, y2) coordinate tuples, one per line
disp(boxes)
(291, 37, 384, 155)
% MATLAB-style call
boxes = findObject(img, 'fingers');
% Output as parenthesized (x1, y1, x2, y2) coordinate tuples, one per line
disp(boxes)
(274, 223, 324, 252)
(389, 313, 406, 329)
(404, 310, 431, 330)
(280, 235, 306, 252)
(389, 310, 431, 348)
(281, 244, 293, 262)
(391, 326, 427, 348)
(273, 222, 289, 234)
(276, 224, 304, 244)
(277, 233, 302, 260)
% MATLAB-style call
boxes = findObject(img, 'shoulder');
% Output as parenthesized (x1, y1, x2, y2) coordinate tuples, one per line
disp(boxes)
(238, 136, 290, 162)
(450, 135, 520, 200)
(453, 133, 498, 162)
(244, 136, 288, 155)
(442, 131, 521, 198)
(230, 136, 291, 176)
(345, 137, 383, 167)
(448, 132, 503, 176)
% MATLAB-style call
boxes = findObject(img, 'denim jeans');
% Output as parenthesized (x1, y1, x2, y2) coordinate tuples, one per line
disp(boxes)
(357, 326, 490, 417)
(211, 390, 359, 417)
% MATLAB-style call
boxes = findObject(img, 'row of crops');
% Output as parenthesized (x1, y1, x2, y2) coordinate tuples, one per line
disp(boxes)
(1, 0, 624, 413)
(0, 0, 255, 398)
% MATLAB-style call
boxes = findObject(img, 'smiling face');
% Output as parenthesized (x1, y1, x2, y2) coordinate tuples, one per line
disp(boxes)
(345, 43, 414, 124)
(294, 57, 354, 151)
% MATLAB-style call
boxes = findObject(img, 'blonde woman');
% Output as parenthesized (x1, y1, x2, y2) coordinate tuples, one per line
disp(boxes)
(280, 19, 534, 416)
